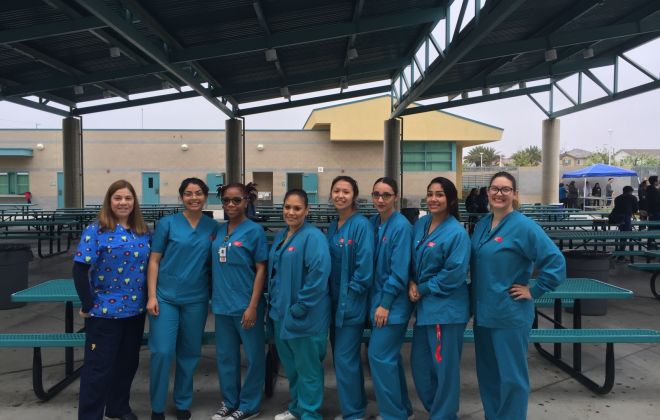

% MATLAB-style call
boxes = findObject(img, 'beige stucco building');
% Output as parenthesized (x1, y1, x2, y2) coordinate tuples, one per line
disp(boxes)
(0, 96, 502, 209)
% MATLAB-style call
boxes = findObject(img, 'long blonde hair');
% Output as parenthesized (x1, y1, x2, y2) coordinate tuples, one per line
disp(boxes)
(97, 180, 148, 235)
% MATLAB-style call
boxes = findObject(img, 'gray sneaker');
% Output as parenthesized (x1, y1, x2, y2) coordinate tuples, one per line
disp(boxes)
(211, 402, 235, 420)
(274, 410, 297, 420)
(229, 410, 261, 420)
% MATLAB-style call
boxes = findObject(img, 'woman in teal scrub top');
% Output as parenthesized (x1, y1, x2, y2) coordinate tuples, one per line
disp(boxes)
(268, 189, 331, 420)
(409, 177, 470, 420)
(326, 175, 374, 420)
(210, 182, 268, 420)
(471, 171, 565, 420)
(146, 178, 218, 420)
(367, 177, 414, 420)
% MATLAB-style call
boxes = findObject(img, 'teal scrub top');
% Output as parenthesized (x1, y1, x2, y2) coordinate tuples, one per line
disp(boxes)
(211, 219, 268, 316)
(412, 214, 470, 325)
(151, 213, 218, 304)
(470, 211, 566, 328)
(268, 222, 331, 340)
(369, 212, 413, 325)
(326, 213, 374, 327)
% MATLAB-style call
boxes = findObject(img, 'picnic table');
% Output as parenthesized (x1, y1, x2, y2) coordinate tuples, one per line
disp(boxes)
(0, 219, 79, 257)
(10, 279, 80, 400)
(547, 230, 660, 251)
(533, 277, 633, 393)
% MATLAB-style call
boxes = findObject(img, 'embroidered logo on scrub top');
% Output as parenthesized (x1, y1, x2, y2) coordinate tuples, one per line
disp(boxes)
(287, 246, 296, 252)
(428, 241, 436, 247)
(233, 240, 243, 247)
(382, 236, 387, 242)
(348, 239, 354, 245)
(494, 236, 504, 243)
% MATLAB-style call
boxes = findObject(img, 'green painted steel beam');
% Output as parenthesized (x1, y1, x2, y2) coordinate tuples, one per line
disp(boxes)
(73, 0, 234, 118)
(173, 7, 445, 63)
(461, 16, 660, 63)
(71, 91, 199, 115)
(238, 85, 391, 116)
(399, 84, 551, 116)
(421, 55, 615, 99)
(391, 0, 527, 118)
(0, 15, 105, 44)
(0, 64, 163, 99)
(3, 97, 70, 117)
(550, 79, 660, 118)
(213, 59, 406, 98)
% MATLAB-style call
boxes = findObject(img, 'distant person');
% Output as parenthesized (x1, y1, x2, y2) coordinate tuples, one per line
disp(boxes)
(567, 181, 578, 208)
(558, 183, 567, 207)
(465, 188, 480, 234)
(638, 180, 649, 230)
(73, 180, 150, 420)
(646, 176, 660, 248)
(592, 182, 602, 198)
(610, 186, 639, 256)
(24, 191, 32, 204)
(476, 187, 489, 213)
(606, 178, 615, 205)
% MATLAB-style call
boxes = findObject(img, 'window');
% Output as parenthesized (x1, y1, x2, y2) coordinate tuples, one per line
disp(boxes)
(402, 142, 454, 171)
(563, 158, 571, 166)
(0, 172, 29, 194)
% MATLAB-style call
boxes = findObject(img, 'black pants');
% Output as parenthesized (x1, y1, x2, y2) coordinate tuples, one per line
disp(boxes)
(78, 314, 145, 420)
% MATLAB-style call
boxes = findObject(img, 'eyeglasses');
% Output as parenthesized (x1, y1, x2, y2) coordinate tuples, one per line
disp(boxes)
(221, 197, 245, 205)
(371, 192, 394, 200)
(183, 191, 205, 198)
(488, 186, 514, 195)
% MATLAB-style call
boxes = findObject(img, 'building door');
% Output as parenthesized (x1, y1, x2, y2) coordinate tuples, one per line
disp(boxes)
(57, 172, 64, 208)
(286, 173, 303, 192)
(142, 172, 160, 205)
(206, 173, 225, 205)
(302, 173, 318, 204)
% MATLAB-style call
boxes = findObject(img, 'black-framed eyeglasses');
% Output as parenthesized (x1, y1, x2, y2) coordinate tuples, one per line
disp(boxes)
(371, 192, 394, 200)
(221, 197, 245, 205)
(488, 186, 514, 195)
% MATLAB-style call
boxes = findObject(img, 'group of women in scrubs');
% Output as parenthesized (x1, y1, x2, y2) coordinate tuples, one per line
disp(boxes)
(74, 170, 564, 420)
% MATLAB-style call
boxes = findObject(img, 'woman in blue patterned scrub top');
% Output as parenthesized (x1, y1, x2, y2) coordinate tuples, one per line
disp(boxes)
(146, 178, 218, 420)
(73, 180, 151, 420)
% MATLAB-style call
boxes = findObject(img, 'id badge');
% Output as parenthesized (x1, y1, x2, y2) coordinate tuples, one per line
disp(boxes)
(218, 246, 227, 263)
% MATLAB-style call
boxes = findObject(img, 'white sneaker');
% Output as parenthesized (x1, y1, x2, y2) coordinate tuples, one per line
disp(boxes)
(376, 416, 415, 420)
(211, 402, 234, 420)
(274, 410, 297, 420)
(335, 417, 366, 420)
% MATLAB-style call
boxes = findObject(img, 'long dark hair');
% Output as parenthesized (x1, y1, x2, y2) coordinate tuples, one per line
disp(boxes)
(284, 188, 309, 208)
(427, 177, 460, 220)
(372, 176, 399, 196)
(330, 175, 359, 209)
(178, 177, 209, 197)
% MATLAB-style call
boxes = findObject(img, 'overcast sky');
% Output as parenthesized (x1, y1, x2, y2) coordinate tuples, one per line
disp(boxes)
(1, 40, 658, 157)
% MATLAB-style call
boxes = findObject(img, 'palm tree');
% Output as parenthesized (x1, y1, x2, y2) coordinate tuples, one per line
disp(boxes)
(464, 146, 501, 167)
(511, 146, 542, 167)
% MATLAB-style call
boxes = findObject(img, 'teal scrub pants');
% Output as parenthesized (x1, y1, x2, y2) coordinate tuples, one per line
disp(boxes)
(215, 312, 265, 413)
(474, 325, 530, 420)
(273, 321, 327, 420)
(411, 323, 466, 420)
(148, 299, 208, 412)
(331, 324, 366, 420)
(367, 323, 412, 420)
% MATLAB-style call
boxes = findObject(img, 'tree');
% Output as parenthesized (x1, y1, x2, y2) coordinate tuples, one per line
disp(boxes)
(464, 146, 501, 167)
(510, 146, 542, 167)
(586, 148, 609, 165)
(618, 153, 660, 167)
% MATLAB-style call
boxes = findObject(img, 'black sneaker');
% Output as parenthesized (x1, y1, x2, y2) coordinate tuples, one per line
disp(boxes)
(229, 410, 261, 420)
(151, 412, 165, 420)
(211, 402, 235, 420)
(176, 409, 192, 420)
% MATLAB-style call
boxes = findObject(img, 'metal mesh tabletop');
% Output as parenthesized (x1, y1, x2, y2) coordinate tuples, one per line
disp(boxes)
(538, 278, 633, 299)
(11, 279, 78, 303)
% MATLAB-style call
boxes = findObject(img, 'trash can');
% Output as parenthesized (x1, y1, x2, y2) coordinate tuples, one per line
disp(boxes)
(401, 208, 420, 225)
(563, 250, 609, 316)
(0, 244, 33, 309)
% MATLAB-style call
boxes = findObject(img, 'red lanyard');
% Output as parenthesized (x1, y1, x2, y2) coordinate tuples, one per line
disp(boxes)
(435, 324, 443, 363)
